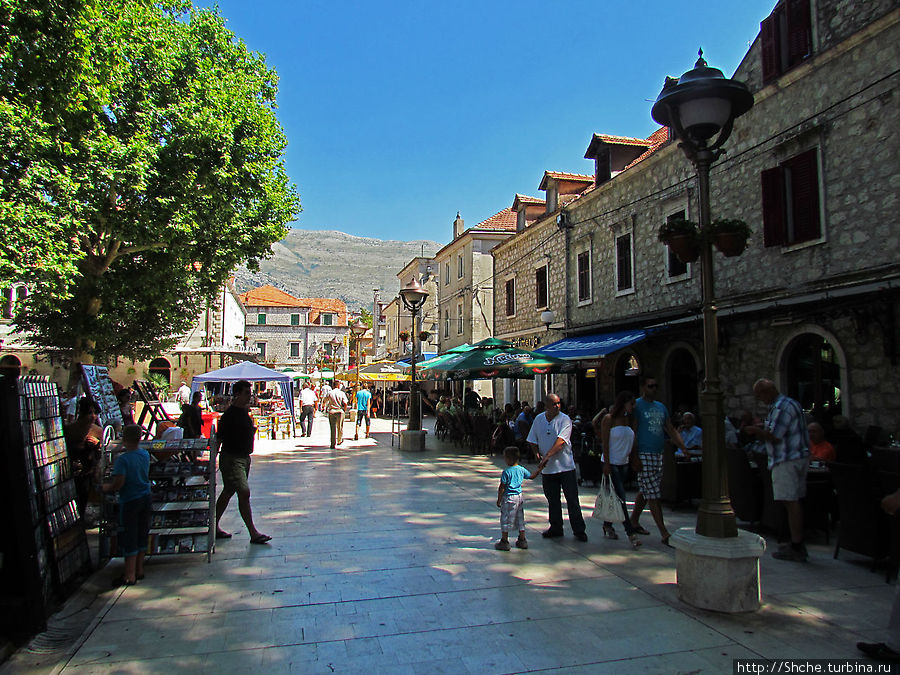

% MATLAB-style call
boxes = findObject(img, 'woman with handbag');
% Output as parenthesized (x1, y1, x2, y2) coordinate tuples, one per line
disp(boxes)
(598, 391, 641, 549)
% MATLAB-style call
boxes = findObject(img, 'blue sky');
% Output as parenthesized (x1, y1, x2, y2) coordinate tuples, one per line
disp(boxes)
(202, 1, 776, 242)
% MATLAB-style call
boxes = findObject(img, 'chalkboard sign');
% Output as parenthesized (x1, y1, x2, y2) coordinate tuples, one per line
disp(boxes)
(80, 364, 123, 429)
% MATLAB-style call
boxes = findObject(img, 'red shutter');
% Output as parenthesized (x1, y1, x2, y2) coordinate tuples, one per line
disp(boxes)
(761, 167, 786, 247)
(786, 0, 812, 67)
(786, 148, 820, 244)
(760, 13, 779, 83)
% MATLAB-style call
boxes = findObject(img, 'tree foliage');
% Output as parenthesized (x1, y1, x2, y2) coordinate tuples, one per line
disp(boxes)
(0, 0, 300, 364)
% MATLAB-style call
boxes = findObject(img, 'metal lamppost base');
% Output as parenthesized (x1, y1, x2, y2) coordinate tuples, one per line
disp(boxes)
(670, 528, 766, 613)
(399, 429, 426, 451)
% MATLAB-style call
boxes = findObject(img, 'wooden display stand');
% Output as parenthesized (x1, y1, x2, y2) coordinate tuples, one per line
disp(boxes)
(133, 379, 172, 439)
(99, 437, 217, 563)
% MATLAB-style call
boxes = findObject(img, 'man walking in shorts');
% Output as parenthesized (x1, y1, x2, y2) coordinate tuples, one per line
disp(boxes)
(214, 380, 271, 545)
(354, 385, 372, 440)
(630, 374, 685, 547)
(745, 378, 810, 562)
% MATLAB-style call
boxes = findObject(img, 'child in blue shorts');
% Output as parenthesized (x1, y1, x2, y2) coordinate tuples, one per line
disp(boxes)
(495, 445, 542, 550)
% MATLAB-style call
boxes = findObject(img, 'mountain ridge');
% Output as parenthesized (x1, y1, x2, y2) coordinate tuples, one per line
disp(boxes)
(233, 228, 443, 313)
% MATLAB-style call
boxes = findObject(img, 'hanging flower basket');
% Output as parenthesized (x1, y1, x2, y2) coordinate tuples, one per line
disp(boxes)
(398, 331, 409, 342)
(704, 218, 751, 257)
(658, 218, 701, 264)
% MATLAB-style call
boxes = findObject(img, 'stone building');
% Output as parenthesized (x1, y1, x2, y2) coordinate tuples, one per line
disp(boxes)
(239, 285, 348, 373)
(537, 0, 899, 432)
(0, 278, 254, 388)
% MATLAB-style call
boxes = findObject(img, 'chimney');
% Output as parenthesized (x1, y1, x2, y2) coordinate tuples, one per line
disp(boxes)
(453, 212, 464, 239)
(545, 180, 558, 214)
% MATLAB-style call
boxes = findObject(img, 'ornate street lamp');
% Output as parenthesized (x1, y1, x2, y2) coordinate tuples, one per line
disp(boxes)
(652, 50, 761, 613)
(399, 278, 428, 445)
(349, 318, 367, 439)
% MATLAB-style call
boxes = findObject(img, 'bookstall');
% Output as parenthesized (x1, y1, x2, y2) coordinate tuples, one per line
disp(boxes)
(0, 375, 92, 635)
(99, 437, 217, 563)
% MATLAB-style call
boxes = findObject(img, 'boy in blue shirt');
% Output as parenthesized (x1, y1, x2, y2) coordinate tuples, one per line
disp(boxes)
(495, 446, 543, 551)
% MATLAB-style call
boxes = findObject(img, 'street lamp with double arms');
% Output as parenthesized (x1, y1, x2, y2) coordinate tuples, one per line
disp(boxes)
(651, 50, 753, 539)
(349, 317, 367, 436)
(399, 278, 429, 432)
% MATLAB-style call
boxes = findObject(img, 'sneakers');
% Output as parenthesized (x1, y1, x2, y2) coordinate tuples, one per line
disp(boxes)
(494, 540, 511, 551)
(772, 543, 809, 562)
(515, 537, 528, 549)
(602, 524, 619, 540)
(857, 642, 900, 662)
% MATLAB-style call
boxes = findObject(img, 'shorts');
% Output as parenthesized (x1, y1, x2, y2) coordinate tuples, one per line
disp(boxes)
(771, 456, 809, 501)
(637, 452, 664, 500)
(119, 493, 152, 557)
(356, 410, 371, 427)
(220, 453, 251, 494)
(500, 493, 525, 532)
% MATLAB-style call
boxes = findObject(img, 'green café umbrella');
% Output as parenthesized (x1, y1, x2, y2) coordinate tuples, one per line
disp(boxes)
(421, 344, 568, 381)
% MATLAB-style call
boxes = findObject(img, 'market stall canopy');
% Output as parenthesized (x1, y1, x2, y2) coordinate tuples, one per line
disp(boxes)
(421, 343, 569, 381)
(190, 361, 295, 420)
(357, 361, 411, 382)
(394, 352, 437, 367)
(536, 329, 651, 361)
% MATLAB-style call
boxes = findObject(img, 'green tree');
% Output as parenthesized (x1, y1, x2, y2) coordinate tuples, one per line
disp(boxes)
(1, 0, 300, 367)
(358, 307, 373, 328)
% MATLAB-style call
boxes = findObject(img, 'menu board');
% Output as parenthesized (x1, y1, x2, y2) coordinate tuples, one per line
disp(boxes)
(80, 364, 123, 429)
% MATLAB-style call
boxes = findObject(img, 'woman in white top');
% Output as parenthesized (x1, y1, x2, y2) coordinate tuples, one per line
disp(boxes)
(600, 391, 641, 549)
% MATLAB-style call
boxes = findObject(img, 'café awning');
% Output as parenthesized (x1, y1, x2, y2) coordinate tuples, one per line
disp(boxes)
(536, 329, 651, 361)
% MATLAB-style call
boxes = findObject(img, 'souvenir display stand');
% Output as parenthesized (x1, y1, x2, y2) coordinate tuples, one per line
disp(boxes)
(79, 364, 123, 431)
(0, 375, 91, 635)
(99, 436, 217, 563)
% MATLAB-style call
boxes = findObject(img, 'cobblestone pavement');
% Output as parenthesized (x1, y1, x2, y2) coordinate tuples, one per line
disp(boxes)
(4, 413, 894, 673)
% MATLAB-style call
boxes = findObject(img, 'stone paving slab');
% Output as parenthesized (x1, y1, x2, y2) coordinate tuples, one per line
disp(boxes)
(3, 413, 895, 673)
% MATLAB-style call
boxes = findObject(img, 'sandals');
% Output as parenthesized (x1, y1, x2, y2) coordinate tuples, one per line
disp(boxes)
(629, 534, 642, 549)
(602, 524, 619, 540)
(632, 523, 651, 535)
(215, 530, 233, 540)
(661, 535, 674, 548)
(112, 576, 136, 587)
(250, 534, 272, 545)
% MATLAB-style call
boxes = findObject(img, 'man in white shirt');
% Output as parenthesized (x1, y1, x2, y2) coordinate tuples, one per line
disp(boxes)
(176, 381, 191, 406)
(323, 382, 348, 448)
(298, 382, 318, 437)
(526, 392, 587, 542)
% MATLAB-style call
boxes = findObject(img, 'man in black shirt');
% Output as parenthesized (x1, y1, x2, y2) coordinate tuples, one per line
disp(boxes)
(214, 380, 271, 544)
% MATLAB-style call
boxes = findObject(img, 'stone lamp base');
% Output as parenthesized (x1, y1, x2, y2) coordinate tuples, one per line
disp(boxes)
(670, 527, 766, 613)
(399, 429, 426, 451)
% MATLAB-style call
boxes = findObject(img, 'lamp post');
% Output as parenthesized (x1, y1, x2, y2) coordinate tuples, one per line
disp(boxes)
(399, 278, 428, 446)
(652, 50, 761, 613)
(349, 318, 367, 436)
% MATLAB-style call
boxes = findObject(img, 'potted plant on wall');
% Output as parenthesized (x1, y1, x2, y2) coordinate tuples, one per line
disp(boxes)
(658, 217, 701, 263)
(705, 218, 751, 257)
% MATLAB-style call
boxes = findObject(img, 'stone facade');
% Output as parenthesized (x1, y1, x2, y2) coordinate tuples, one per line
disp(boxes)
(553, 2, 900, 428)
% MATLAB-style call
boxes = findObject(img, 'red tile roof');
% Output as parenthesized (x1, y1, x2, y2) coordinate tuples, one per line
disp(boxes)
(539, 171, 595, 190)
(473, 207, 517, 232)
(592, 133, 650, 147)
(512, 194, 545, 206)
(239, 285, 302, 307)
(623, 127, 670, 170)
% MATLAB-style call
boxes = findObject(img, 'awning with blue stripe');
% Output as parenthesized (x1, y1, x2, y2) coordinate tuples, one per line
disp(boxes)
(536, 329, 650, 361)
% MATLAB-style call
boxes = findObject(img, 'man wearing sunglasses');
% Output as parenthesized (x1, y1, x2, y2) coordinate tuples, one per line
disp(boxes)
(527, 392, 588, 542)
(630, 374, 685, 547)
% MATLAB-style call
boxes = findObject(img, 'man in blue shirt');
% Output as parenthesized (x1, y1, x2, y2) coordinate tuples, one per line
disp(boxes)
(354, 386, 372, 440)
(630, 374, 685, 547)
(745, 378, 810, 562)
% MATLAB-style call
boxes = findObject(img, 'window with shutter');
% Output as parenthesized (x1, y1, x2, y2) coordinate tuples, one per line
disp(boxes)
(535, 265, 548, 309)
(761, 148, 821, 247)
(665, 211, 689, 279)
(577, 251, 591, 302)
(760, 0, 812, 83)
(616, 233, 633, 293)
(505, 278, 516, 316)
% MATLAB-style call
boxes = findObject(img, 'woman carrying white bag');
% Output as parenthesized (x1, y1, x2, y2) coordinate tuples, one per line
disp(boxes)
(593, 391, 642, 549)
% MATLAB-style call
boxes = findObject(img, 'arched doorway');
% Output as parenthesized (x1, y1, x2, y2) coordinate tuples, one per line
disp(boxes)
(666, 347, 699, 417)
(782, 332, 842, 425)
(148, 357, 171, 384)
(614, 352, 640, 398)
(0, 354, 21, 377)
